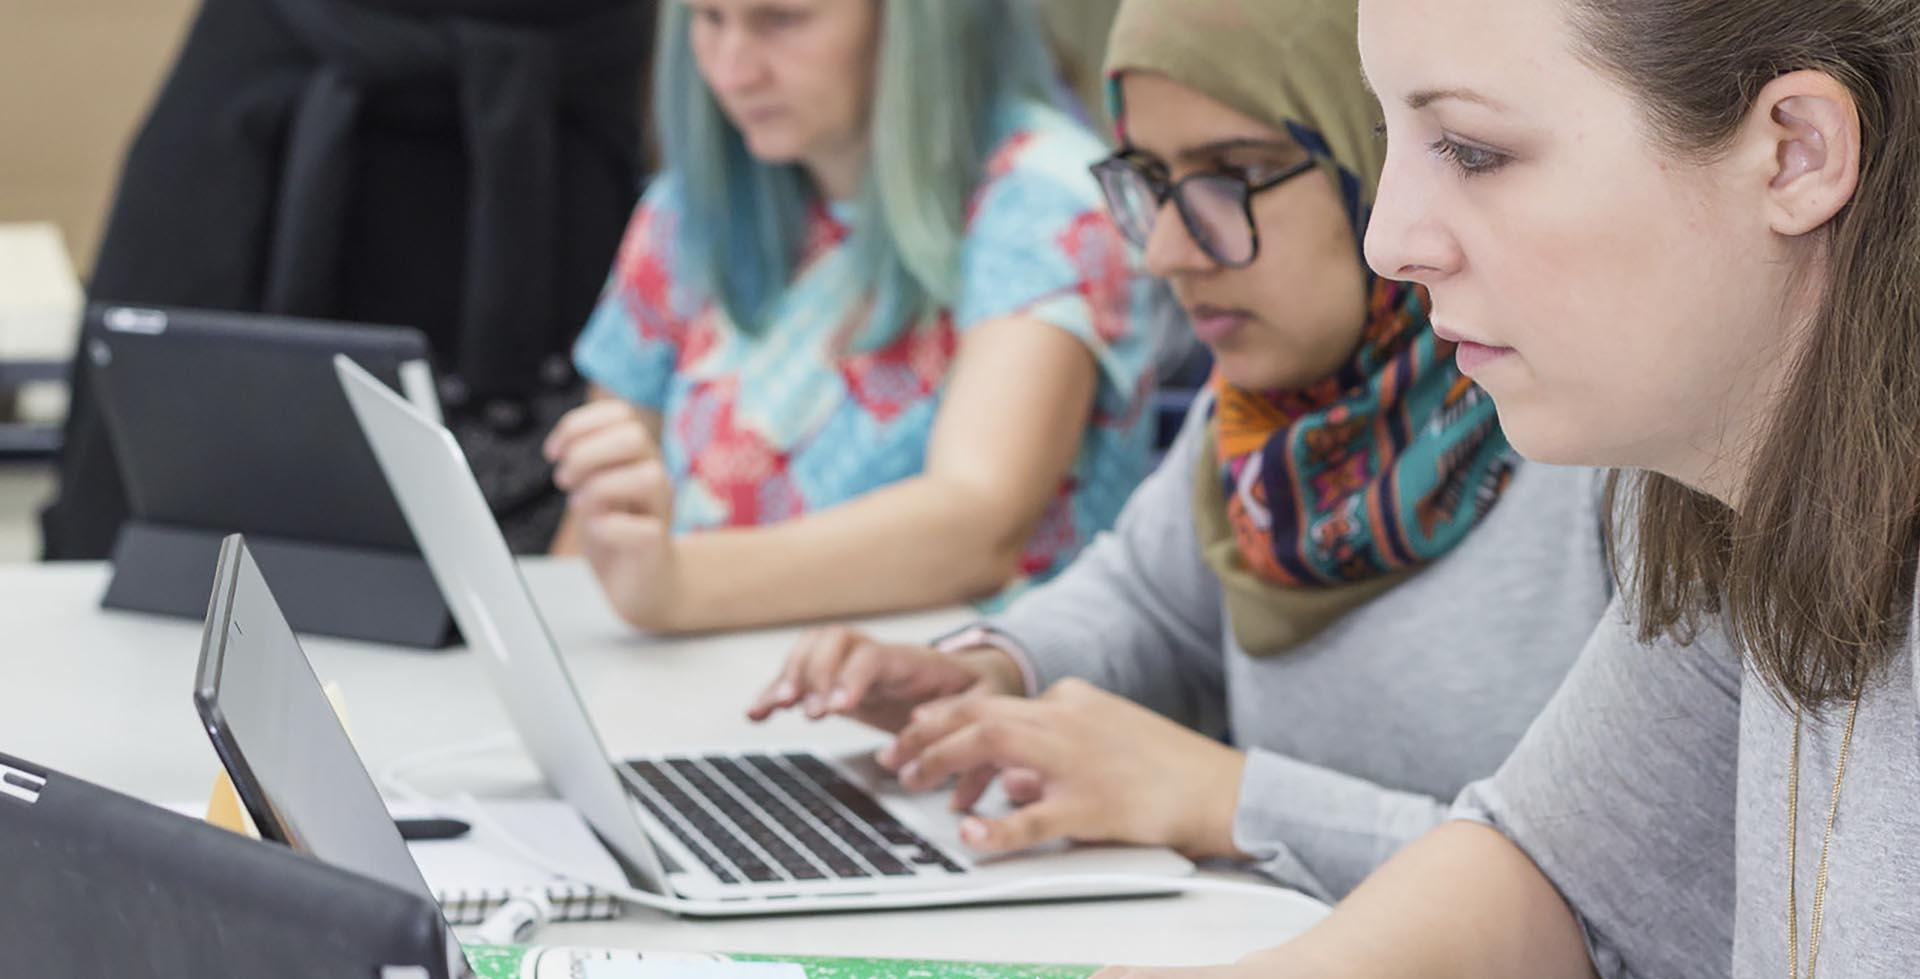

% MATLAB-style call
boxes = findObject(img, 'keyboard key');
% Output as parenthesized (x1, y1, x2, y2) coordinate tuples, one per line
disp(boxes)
(738, 756, 875, 878)
(767, 755, 925, 877)
(667, 759, 819, 882)
(624, 761, 740, 883)
(783, 754, 932, 848)
(630, 760, 776, 883)
(709, 758, 850, 880)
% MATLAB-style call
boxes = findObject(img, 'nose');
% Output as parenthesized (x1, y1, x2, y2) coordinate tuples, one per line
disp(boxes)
(702, 22, 768, 96)
(1362, 138, 1461, 288)
(1141, 197, 1216, 278)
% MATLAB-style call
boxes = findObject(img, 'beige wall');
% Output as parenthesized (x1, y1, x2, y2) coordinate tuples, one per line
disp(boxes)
(0, 0, 200, 276)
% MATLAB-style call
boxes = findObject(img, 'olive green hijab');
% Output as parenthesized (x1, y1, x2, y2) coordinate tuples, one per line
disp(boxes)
(1104, 0, 1384, 210)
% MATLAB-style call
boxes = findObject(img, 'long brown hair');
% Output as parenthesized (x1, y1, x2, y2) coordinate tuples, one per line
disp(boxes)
(1575, 0, 1920, 709)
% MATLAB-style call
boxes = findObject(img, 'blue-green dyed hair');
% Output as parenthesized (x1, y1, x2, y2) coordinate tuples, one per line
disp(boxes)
(653, 0, 1060, 348)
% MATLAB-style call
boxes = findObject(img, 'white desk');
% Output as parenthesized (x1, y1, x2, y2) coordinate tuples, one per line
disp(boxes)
(0, 558, 1324, 966)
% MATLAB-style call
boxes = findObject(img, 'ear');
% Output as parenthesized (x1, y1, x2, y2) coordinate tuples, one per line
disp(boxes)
(1747, 70, 1862, 237)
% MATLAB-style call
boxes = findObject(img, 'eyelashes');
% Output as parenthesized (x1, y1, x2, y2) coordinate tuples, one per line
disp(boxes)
(1373, 123, 1513, 178)
(1427, 136, 1511, 177)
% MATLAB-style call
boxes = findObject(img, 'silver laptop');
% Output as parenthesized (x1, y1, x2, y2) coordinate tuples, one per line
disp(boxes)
(335, 355, 1192, 915)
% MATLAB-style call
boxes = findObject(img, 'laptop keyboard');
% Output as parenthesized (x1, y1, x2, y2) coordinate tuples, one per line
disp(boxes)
(624, 752, 967, 886)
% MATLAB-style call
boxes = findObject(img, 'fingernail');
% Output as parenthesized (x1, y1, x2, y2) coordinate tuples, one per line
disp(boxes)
(828, 688, 853, 711)
(774, 681, 797, 702)
(804, 694, 824, 717)
(900, 761, 921, 786)
(875, 744, 897, 768)
(960, 818, 987, 845)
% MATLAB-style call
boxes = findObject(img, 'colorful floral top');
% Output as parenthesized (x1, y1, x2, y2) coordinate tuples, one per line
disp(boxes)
(573, 100, 1156, 600)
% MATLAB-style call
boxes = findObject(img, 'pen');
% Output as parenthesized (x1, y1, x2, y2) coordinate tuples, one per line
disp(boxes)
(396, 817, 472, 841)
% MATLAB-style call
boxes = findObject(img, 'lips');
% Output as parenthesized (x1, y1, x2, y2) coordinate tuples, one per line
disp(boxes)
(724, 104, 785, 128)
(1451, 340, 1514, 376)
(1187, 304, 1253, 345)
(1431, 322, 1515, 376)
(1430, 321, 1492, 347)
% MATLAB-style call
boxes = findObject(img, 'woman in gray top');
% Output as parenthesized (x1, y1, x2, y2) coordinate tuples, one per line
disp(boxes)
(746, 0, 1612, 902)
(1094, 0, 1920, 976)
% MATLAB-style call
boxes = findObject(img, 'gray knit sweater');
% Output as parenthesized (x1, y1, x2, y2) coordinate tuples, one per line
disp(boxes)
(981, 398, 1613, 900)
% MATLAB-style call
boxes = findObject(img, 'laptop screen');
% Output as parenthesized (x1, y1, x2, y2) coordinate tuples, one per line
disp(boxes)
(194, 535, 468, 976)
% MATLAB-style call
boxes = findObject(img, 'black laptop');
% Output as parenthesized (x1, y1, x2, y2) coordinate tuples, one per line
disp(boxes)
(88, 303, 456, 647)
(0, 750, 451, 977)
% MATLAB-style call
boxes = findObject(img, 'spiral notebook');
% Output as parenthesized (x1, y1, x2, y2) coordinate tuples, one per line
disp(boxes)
(407, 798, 625, 925)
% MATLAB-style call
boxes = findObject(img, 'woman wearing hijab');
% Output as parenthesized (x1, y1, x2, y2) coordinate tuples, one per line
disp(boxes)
(748, 0, 1612, 902)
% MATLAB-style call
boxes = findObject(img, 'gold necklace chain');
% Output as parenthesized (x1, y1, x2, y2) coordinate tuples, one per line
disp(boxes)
(1786, 693, 1862, 979)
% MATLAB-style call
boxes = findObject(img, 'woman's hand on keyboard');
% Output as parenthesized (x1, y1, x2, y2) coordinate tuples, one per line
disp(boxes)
(746, 626, 1024, 732)
(880, 678, 1251, 859)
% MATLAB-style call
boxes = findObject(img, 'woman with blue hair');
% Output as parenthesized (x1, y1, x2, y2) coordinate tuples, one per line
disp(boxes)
(545, 0, 1157, 632)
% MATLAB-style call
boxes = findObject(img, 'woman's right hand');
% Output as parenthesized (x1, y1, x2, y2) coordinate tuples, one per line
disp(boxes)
(745, 626, 1027, 733)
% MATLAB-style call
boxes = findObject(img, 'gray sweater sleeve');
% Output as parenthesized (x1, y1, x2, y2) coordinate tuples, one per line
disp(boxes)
(988, 402, 1492, 901)
(985, 403, 1230, 736)
(1451, 601, 1741, 979)
(1230, 751, 1453, 902)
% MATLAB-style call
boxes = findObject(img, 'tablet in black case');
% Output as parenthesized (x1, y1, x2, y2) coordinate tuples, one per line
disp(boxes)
(0, 751, 450, 978)
(88, 303, 457, 647)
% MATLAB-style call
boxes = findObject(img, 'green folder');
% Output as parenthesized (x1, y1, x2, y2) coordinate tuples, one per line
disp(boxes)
(465, 945, 1100, 979)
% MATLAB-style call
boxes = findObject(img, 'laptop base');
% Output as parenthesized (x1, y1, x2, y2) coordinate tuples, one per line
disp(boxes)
(105, 521, 456, 648)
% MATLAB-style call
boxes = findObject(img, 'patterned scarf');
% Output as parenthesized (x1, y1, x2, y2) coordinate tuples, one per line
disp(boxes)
(1213, 279, 1513, 588)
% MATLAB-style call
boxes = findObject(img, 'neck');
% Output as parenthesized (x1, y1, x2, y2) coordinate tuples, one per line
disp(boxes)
(804, 135, 870, 203)
(1666, 302, 1820, 510)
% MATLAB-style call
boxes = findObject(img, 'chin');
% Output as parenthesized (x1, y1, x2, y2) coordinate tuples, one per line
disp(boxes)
(1483, 394, 1622, 469)
(1216, 359, 1327, 395)
(737, 130, 804, 164)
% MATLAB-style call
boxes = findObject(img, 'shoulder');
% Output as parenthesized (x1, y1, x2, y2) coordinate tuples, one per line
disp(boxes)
(608, 174, 687, 266)
(600, 172, 707, 323)
(965, 100, 1112, 236)
(629, 173, 688, 238)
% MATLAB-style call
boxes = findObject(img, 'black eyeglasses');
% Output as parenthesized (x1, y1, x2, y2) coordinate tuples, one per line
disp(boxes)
(1090, 151, 1317, 268)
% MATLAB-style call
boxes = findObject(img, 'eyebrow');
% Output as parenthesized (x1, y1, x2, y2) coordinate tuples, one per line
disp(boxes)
(1406, 88, 1504, 111)
(1168, 137, 1303, 164)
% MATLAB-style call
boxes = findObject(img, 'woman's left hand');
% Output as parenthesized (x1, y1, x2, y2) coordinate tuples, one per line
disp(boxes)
(546, 399, 681, 629)
(880, 678, 1250, 859)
